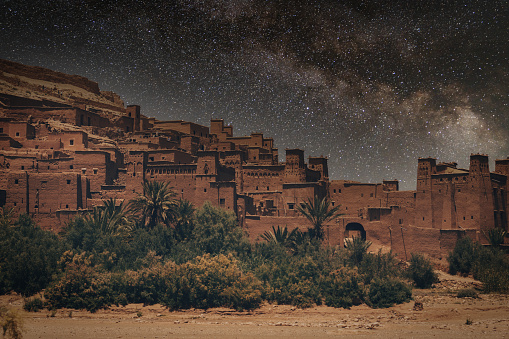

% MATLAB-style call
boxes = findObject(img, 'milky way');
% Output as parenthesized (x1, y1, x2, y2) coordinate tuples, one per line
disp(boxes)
(1, 0, 507, 189)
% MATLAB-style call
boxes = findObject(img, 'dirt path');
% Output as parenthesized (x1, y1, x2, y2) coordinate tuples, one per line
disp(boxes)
(2, 272, 508, 339)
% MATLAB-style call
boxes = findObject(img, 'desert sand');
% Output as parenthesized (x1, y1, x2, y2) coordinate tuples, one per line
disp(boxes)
(2, 271, 508, 339)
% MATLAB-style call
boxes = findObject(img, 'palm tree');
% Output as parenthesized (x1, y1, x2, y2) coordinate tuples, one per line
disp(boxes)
(174, 199, 195, 241)
(129, 180, 177, 228)
(84, 198, 131, 235)
(261, 225, 305, 254)
(344, 236, 372, 266)
(296, 196, 342, 240)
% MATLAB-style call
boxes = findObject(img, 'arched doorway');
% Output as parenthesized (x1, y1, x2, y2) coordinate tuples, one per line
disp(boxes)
(344, 222, 366, 241)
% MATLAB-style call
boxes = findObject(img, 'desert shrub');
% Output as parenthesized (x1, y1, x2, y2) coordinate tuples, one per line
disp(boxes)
(407, 253, 439, 289)
(254, 254, 322, 308)
(0, 307, 23, 339)
(447, 237, 478, 275)
(23, 297, 45, 312)
(191, 202, 251, 256)
(358, 250, 401, 284)
(0, 214, 66, 296)
(44, 252, 118, 312)
(161, 254, 263, 311)
(457, 288, 479, 298)
(475, 265, 509, 293)
(321, 266, 365, 308)
(367, 278, 412, 308)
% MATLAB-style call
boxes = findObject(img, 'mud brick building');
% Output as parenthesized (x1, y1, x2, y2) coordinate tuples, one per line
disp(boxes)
(0, 59, 507, 257)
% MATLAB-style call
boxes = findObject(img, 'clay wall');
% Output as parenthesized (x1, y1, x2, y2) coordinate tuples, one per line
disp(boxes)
(28, 172, 82, 214)
(329, 181, 383, 217)
(47, 131, 88, 150)
(22, 139, 62, 150)
(7, 121, 35, 140)
(74, 151, 115, 192)
(242, 165, 284, 193)
(5, 155, 37, 171)
(4, 171, 28, 214)
(147, 150, 194, 164)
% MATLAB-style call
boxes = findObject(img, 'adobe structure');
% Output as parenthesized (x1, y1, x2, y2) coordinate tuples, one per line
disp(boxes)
(0, 59, 507, 258)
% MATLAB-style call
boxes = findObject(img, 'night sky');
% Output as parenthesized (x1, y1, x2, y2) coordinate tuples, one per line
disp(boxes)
(1, 0, 507, 189)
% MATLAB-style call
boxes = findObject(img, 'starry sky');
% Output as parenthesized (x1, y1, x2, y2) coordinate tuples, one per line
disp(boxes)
(1, 0, 507, 190)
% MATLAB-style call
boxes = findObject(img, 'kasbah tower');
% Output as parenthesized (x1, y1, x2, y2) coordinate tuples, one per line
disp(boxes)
(0, 59, 507, 258)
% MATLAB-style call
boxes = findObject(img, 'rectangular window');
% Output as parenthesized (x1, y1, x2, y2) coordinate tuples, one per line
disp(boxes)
(69, 139, 74, 145)
(220, 198, 225, 206)
(204, 188, 207, 193)
(288, 203, 294, 210)
(15, 132, 20, 137)
(14, 179, 18, 184)
(67, 180, 71, 184)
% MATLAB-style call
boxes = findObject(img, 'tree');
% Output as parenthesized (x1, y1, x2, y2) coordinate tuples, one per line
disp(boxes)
(345, 236, 372, 266)
(296, 196, 342, 240)
(129, 180, 177, 228)
(84, 198, 131, 235)
(174, 199, 195, 241)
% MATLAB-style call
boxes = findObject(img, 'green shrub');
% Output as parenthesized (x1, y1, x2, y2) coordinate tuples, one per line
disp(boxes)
(321, 267, 365, 308)
(447, 237, 478, 275)
(358, 250, 401, 284)
(368, 278, 412, 308)
(457, 288, 479, 298)
(161, 254, 264, 311)
(0, 214, 66, 296)
(23, 297, 45, 312)
(408, 253, 439, 289)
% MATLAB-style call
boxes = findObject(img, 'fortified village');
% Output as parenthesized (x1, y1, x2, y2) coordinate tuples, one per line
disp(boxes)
(1, 59, 508, 258)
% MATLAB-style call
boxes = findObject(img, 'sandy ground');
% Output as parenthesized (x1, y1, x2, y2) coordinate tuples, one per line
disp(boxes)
(2, 271, 508, 339)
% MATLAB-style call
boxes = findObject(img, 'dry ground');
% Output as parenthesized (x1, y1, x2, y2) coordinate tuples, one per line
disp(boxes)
(2, 271, 508, 339)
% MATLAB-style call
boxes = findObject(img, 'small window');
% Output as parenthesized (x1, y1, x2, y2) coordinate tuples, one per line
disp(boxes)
(370, 193, 373, 197)
(0, 128, 3, 133)
(256, 186, 258, 190)
(423, 217, 425, 221)
(463, 216, 466, 220)
(331, 202, 335, 206)
(288, 203, 294, 210)
(338, 189, 341, 193)
(149, 157, 154, 161)
(471, 216, 474, 219)
(14, 179, 18, 184)
(333, 189, 336, 193)
(66, 204, 69, 208)
(458, 189, 461, 192)
(70, 165, 73, 169)
(93, 169, 98, 175)
(67, 180, 71, 184)
(15, 132, 20, 137)
(21, 166, 24, 170)
(70, 139, 74, 146)
(267, 186, 270, 190)
(82, 168, 86, 174)
(361, 193, 364, 197)
(220, 198, 225, 206)
(204, 188, 207, 193)
(399, 219, 403, 224)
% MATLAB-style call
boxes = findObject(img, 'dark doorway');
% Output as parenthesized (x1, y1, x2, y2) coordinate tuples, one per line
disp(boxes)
(344, 222, 366, 241)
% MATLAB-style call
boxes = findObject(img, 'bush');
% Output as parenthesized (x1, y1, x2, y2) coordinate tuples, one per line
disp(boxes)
(457, 288, 479, 298)
(0, 214, 66, 296)
(447, 237, 478, 275)
(160, 254, 264, 311)
(368, 278, 412, 308)
(23, 297, 45, 312)
(407, 253, 438, 289)
(321, 267, 365, 309)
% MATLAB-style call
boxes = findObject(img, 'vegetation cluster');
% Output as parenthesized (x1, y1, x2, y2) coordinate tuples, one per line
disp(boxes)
(448, 231, 509, 293)
(2, 180, 505, 315)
